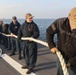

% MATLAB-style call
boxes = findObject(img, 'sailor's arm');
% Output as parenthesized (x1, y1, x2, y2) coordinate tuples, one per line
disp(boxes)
(46, 20, 58, 53)
(18, 26, 23, 40)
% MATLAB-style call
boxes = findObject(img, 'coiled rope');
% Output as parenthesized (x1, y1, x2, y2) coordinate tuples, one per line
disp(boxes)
(2, 33, 69, 75)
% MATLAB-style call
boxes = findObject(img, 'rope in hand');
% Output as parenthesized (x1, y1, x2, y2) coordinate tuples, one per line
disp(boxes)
(2, 33, 69, 75)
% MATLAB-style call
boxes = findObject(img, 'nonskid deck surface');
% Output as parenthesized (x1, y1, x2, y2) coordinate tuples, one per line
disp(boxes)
(0, 44, 57, 75)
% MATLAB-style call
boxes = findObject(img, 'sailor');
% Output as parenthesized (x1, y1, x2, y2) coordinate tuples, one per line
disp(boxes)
(9, 16, 21, 60)
(0, 20, 3, 44)
(5, 24, 12, 50)
(46, 7, 76, 75)
(18, 13, 40, 74)
(1, 24, 9, 48)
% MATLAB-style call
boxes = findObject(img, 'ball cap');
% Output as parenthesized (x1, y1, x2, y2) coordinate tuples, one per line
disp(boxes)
(25, 13, 34, 18)
(12, 16, 17, 20)
(68, 7, 76, 22)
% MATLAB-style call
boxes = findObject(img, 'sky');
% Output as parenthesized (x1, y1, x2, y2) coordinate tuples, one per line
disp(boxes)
(0, 0, 76, 19)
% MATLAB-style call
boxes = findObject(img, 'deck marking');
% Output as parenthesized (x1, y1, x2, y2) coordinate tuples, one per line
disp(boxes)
(2, 54, 36, 75)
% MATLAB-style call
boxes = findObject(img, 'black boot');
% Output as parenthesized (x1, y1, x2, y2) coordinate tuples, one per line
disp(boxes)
(7, 48, 11, 50)
(9, 53, 15, 56)
(18, 51, 22, 60)
(18, 56, 22, 60)
(21, 65, 28, 69)
(26, 69, 33, 74)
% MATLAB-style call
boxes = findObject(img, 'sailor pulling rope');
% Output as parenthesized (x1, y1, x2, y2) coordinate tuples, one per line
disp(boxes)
(2, 33, 69, 75)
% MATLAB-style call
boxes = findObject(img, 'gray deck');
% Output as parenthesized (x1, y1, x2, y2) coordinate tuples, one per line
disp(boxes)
(0, 44, 57, 75)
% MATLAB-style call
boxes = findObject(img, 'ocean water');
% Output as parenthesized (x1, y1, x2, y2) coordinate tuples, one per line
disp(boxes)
(2, 19, 56, 41)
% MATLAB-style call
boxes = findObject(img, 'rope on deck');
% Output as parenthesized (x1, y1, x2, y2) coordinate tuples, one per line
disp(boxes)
(2, 33, 69, 75)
